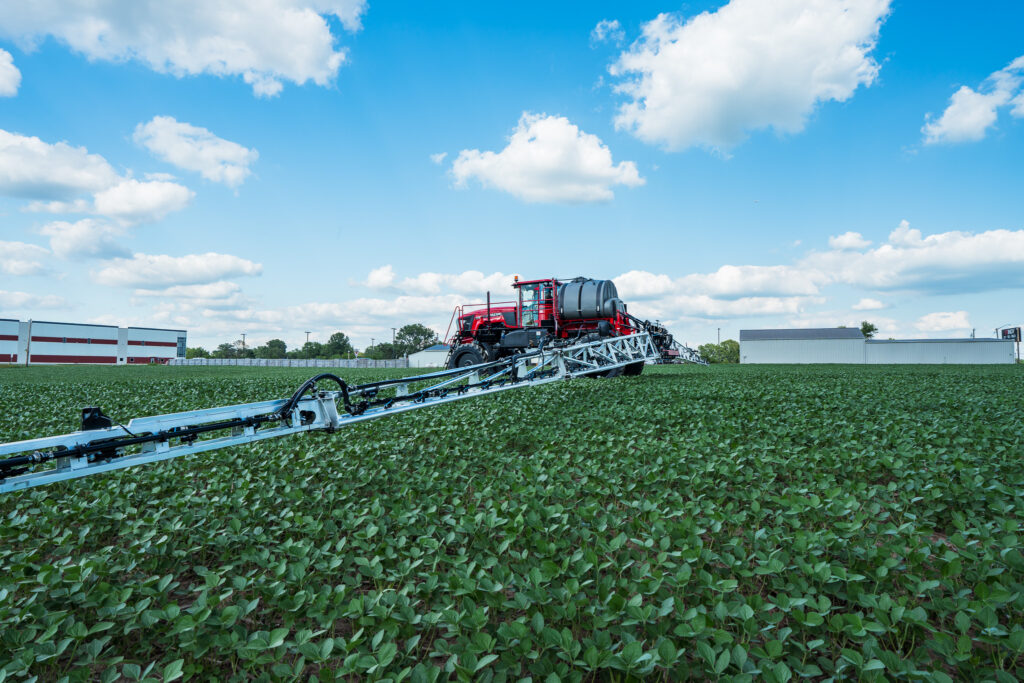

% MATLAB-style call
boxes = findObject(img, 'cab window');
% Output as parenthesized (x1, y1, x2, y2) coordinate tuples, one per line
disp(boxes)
(520, 284, 541, 326)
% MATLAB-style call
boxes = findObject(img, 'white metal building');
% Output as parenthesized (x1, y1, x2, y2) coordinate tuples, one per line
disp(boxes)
(408, 344, 451, 368)
(865, 338, 1013, 364)
(740, 328, 867, 364)
(0, 319, 186, 365)
(740, 328, 1014, 364)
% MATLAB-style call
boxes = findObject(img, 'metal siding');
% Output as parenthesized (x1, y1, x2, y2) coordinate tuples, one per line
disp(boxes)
(33, 321, 118, 340)
(124, 327, 183, 361)
(30, 341, 120, 359)
(408, 349, 450, 368)
(0, 319, 18, 362)
(126, 327, 184, 343)
(866, 340, 1014, 364)
(741, 339, 865, 364)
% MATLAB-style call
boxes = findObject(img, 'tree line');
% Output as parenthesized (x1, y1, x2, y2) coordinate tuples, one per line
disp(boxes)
(186, 323, 439, 360)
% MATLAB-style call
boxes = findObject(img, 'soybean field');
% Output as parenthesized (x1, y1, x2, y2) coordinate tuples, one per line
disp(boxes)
(0, 364, 1022, 681)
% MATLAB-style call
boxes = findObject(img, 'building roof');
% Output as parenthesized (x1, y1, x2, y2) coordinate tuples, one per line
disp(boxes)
(418, 344, 451, 352)
(740, 328, 865, 341)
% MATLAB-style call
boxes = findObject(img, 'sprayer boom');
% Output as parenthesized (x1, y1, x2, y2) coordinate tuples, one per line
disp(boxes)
(1, 333, 671, 493)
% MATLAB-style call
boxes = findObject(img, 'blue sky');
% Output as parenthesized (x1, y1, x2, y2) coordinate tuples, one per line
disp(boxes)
(1, 0, 1023, 350)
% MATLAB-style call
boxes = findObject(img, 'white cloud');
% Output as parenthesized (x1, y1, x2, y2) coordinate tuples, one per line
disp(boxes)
(398, 270, 512, 296)
(614, 268, 823, 322)
(915, 311, 970, 333)
(133, 116, 258, 186)
(0, 0, 366, 97)
(852, 297, 884, 310)
(923, 87, 1009, 144)
(923, 55, 1024, 144)
(131, 280, 247, 310)
(0, 129, 119, 199)
(803, 220, 1024, 292)
(36, 219, 129, 259)
(92, 178, 194, 223)
(610, 0, 891, 151)
(28, 178, 194, 224)
(0, 240, 49, 275)
(134, 281, 242, 299)
(648, 294, 819, 318)
(452, 112, 644, 203)
(1013, 92, 1024, 118)
(0, 48, 20, 96)
(0, 290, 68, 309)
(614, 270, 676, 299)
(828, 231, 871, 250)
(94, 252, 263, 288)
(363, 264, 396, 289)
(591, 19, 624, 46)
(361, 265, 514, 298)
(429, 152, 447, 165)
(0, 128, 194, 223)
(617, 265, 824, 301)
(679, 265, 823, 299)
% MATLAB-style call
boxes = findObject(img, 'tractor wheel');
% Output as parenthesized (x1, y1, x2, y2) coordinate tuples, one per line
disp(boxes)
(623, 361, 645, 376)
(448, 343, 486, 369)
(598, 366, 624, 378)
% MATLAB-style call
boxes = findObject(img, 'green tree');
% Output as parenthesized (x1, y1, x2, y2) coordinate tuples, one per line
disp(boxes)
(254, 339, 287, 358)
(211, 343, 238, 359)
(362, 342, 398, 360)
(720, 339, 739, 363)
(186, 346, 210, 359)
(290, 341, 325, 359)
(698, 339, 740, 364)
(860, 320, 878, 339)
(395, 323, 438, 356)
(325, 332, 354, 358)
(698, 343, 720, 364)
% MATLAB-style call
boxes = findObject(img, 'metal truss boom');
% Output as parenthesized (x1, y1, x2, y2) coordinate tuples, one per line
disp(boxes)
(1, 333, 667, 493)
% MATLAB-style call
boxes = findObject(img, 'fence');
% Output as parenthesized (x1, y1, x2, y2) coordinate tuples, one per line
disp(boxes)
(168, 357, 409, 369)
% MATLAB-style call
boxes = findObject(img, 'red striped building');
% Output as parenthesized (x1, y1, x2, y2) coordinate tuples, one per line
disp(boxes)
(0, 319, 186, 365)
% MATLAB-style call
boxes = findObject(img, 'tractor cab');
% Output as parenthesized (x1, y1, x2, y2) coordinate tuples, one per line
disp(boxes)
(512, 277, 556, 330)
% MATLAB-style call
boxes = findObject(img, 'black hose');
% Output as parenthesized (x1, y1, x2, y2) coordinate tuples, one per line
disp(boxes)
(278, 373, 350, 419)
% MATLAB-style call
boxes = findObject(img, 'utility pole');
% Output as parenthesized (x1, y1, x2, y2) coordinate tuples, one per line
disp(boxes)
(305, 331, 311, 344)
(717, 328, 720, 345)
(392, 327, 397, 359)
(240, 333, 246, 350)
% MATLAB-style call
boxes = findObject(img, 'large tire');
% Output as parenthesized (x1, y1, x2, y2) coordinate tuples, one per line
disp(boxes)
(623, 361, 645, 376)
(447, 343, 486, 369)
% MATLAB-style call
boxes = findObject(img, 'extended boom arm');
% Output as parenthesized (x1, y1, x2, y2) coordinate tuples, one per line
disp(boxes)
(1, 333, 668, 493)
